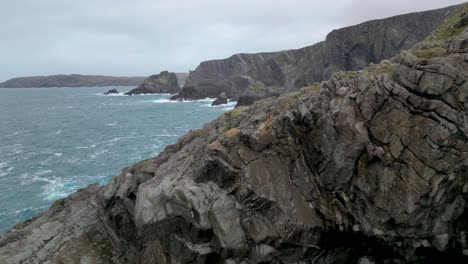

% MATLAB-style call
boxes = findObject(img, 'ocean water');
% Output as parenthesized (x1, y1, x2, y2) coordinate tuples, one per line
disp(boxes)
(0, 87, 235, 233)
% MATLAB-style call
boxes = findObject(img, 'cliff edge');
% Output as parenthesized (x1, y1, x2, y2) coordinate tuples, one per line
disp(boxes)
(1, 4, 468, 264)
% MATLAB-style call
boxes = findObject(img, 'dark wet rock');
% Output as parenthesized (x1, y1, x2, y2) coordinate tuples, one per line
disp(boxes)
(212, 92, 228, 106)
(125, 71, 180, 95)
(104, 88, 119, 95)
(0, 184, 114, 263)
(1, 5, 468, 264)
(172, 75, 253, 101)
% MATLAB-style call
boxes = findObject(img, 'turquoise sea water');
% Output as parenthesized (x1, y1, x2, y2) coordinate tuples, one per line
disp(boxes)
(0, 87, 235, 233)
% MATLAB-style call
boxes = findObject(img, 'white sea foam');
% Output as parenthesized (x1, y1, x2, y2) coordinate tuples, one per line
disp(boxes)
(0, 144, 22, 150)
(201, 101, 237, 108)
(49, 130, 63, 135)
(222, 106, 236, 111)
(0, 161, 9, 168)
(105, 123, 117, 126)
(157, 134, 179, 137)
(0, 130, 29, 138)
(53, 153, 63, 157)
(76, 144, 96, 149)
(152, 99, 177, 103)
(104, 136, 146, 143)
(35, 170, 53, 175)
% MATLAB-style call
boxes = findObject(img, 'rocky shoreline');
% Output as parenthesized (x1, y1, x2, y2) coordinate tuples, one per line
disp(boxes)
(1, 4, 468, 264)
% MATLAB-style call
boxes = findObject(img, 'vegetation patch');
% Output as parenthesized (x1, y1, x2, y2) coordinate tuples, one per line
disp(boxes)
(410, 47, 447, 59)
(303, 84, 321, 93)
(424, 5, 468, 43)
(51, 198, 65, 208)
(219, 106, 250, 132)
(188, 128, 203, 138)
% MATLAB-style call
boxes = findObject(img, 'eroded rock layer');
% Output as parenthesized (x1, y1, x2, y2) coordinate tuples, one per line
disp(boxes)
(1, 4, 468, 264)
(177, 4, 460, 103)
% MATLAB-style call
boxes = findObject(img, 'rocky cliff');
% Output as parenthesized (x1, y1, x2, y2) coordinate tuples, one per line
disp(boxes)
(0, 74, 146, 88)
(125, 71, 180, 95)
(176, 4, 460, 104)
(1, 4, 468, 264)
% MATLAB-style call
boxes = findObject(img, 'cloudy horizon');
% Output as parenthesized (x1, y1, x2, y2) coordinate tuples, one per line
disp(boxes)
(0, 0, 465, 82)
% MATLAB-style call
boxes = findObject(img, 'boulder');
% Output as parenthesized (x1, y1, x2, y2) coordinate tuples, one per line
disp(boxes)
(212, 92, 228, 106)
(103, 88, 119, 94)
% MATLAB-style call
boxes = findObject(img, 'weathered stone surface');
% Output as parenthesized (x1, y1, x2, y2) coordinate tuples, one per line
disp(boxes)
(2, 5, 468, 264)
(175, 5, 460, 103)
(0, 184, 114, 263)
(212, 92, 228, 106)
(125, 71, 180, 95)
(91, 19, 468, 263)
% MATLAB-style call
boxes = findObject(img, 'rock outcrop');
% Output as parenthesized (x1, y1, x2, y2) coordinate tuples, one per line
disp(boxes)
(104, 89, 120, 95)
(0, 184, 113, 263)
(0, 75, 145, 88)
(212, 92, 228, 106)
(176, 4, 460, 104)
(125, 71, 180, 95)
(1, 4, 468, 264)
(171, 75, 253, 101)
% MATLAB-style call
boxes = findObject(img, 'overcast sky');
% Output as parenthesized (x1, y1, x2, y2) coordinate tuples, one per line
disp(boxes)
(0, 0, 465, 81)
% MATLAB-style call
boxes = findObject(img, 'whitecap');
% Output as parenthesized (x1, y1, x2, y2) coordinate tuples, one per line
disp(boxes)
(0, 161, 9, 168)
(152, 99, 177, 103)
(105, 123, 117, 126)
(49, 130, 62, 135)
(76, 144, 96, 149)
(53, 153, 63, 157)
(157, 134, 179, 137)
(0, 144, 22, 150)
(104, 136, 146, 143)
(35, 170, 52, 175)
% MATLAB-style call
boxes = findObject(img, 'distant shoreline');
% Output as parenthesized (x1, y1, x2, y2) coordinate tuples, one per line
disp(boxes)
(0, 74, 145, 88)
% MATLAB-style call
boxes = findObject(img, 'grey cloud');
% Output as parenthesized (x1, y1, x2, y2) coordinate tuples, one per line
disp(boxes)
(0, 0, 465, 81)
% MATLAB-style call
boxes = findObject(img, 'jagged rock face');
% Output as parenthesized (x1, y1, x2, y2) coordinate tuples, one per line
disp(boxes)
(171, 75, 253, 101)
(125, 71, 180, 95)
(179, 5, 459, 103)
(1, 5, 468, 264)
(212, 92, 228, 106)
(96, 26, 468, 263)
(0, 184, 114, 263)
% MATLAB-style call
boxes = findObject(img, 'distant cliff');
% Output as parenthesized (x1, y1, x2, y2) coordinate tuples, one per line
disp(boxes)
(177, 4, 461, 104)
(125, 71, 181, 95)
(0, 74, 146, 88)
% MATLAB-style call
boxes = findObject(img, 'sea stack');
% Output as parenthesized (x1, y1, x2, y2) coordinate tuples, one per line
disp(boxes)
(104, 88, 119, 95)
(211, 92, 228, 106)
(125, 71, 180, 95)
